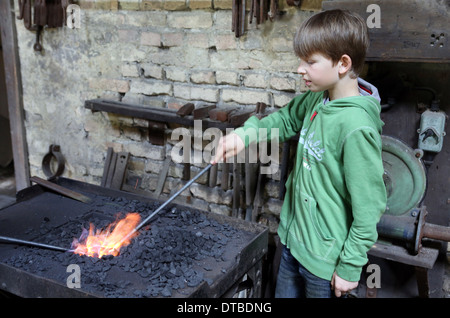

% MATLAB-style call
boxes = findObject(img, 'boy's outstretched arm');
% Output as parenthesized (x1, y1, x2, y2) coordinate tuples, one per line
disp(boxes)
(210, 132, 245, 165)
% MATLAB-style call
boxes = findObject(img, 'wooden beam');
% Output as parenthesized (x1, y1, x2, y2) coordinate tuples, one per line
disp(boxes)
(322, 0, 450, 63)
(85, 98, 242, 131)
(0, 0, 30, 191)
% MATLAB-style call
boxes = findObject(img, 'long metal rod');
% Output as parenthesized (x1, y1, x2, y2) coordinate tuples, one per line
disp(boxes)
(134, 163, 213, 233)
(108, 163, 212, 251)
(0, 235, 71, 253)
(0, 164, 213, 254)
(422, 223, 450, 242)
(116, 164, 213, 246)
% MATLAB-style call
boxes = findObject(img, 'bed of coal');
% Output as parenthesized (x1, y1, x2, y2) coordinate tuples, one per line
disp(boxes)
(2, 194, 255, 298)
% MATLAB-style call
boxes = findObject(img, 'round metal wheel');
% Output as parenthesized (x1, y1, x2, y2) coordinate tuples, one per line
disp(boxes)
(381, 135, 427, 216)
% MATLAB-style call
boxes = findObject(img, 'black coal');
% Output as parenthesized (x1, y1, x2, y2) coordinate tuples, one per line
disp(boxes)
(3, 195, 252, 297)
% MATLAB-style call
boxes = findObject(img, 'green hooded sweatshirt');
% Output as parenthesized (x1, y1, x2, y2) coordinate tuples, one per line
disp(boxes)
(234, 85, 387, 282)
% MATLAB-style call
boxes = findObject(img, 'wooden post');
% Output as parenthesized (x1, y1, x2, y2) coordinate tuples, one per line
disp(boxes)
(0, 0, 30, 191)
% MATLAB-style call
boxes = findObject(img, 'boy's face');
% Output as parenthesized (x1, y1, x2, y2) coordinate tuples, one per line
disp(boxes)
(297, 53, 340, 92)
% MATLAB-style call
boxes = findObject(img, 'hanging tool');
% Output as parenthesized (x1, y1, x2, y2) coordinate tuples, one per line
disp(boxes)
(249, 0, 278, 26)
(221, 162, 230, 190)
(232, 161, 242, 217)
(268, 0, 278, 21)
(17, 0, 71, 51)
(232, 0, 246, 38)
(244, 147, 259, 221)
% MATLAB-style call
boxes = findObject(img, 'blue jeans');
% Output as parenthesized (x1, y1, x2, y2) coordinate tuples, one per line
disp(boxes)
(275, 245, 335, 298)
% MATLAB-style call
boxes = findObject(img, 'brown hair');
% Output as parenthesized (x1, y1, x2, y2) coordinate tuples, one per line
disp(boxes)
(293, 9, 369, 78)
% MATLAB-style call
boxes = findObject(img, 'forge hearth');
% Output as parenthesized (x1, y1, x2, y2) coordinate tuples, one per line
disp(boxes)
(0, 178, 268, 298)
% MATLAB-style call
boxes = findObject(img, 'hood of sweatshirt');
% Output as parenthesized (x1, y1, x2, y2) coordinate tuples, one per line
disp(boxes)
(321, 77, 384, 132)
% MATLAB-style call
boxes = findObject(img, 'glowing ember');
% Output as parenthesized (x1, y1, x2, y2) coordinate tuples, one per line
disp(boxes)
(71, 213, 141, 258)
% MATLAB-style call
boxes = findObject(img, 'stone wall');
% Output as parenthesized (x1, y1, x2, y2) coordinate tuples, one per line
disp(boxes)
(14, 0, 321, 232)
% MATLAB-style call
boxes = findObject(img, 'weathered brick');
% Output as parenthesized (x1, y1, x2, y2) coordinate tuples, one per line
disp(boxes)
(130, 80, 172, 96)
(209, 203, 232, 216)
(270, 76, 296, 91)
(122, 93, 166, 108)
(210, 50, 250, 70)
(110, 0, 119, 11)
(216, 71, 238, 85)
(190, 71, 216, 84)
(141, 63, 163, 79)
(140, 31, 161, 47)
(189, 0, 212, 9)
(124, 11, 166, 27)
(122, 126, 142, 141)
(167, 11, 213, 29)
(148, 47, 185, 67)
(122, 63, 139, 77)
(127, 142, 166, 160)
(118, 0, 140, 10)
(162, 32, 184, 47)
(221, 88, 269, 105)
(79, 0, 95, 9)
(262, 198, 283, 217)
(174, 84, 219, 102)
(213, 10, 232, 29)
(165, 66, 188, 82)
(163, 0, 187, 10)
(118, 29, 139, 43)
(185, 33, 210, 49)
(242, 34, 263, 50)
(191, 86, 219, 102)
(173, 84, 191, 100)
(270, 37, 293, 52)
(259, 214, 280, 234)
(271, 52, 299, 72)
(120, 49, 147, 63)
(141, 0, 163, 10)
(300, 0, 323, 11)
(185, 47, 210, 68)
(189, 183, 232, 205)
(243, 73, 266, 88)
(94, 0, 111, 10)
(89, 78, 130, 93)
(214, 34, 237, 50)
(214, 0, 233, 9)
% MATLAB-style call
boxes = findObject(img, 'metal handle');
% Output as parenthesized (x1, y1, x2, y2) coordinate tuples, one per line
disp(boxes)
(134, 163, 213, 232)
(0, 235, 70, 253)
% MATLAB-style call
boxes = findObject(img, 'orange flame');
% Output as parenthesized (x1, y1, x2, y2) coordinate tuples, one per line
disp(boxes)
(72, 213, 141, 258)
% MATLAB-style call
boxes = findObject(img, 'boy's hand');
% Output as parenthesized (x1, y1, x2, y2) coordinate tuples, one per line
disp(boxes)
(211, 132, 245, 165)
(331, 272, 358, 297)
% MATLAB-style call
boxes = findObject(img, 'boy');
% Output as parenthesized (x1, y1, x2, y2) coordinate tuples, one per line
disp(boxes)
(211, 9, 387, 298)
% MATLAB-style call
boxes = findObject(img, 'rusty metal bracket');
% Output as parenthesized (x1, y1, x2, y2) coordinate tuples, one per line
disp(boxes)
(42, 144, 65, 180)
(101, 148, 130, 190)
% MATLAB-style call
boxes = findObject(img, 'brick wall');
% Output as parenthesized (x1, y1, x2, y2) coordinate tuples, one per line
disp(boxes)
(15, 0, 321, 232)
